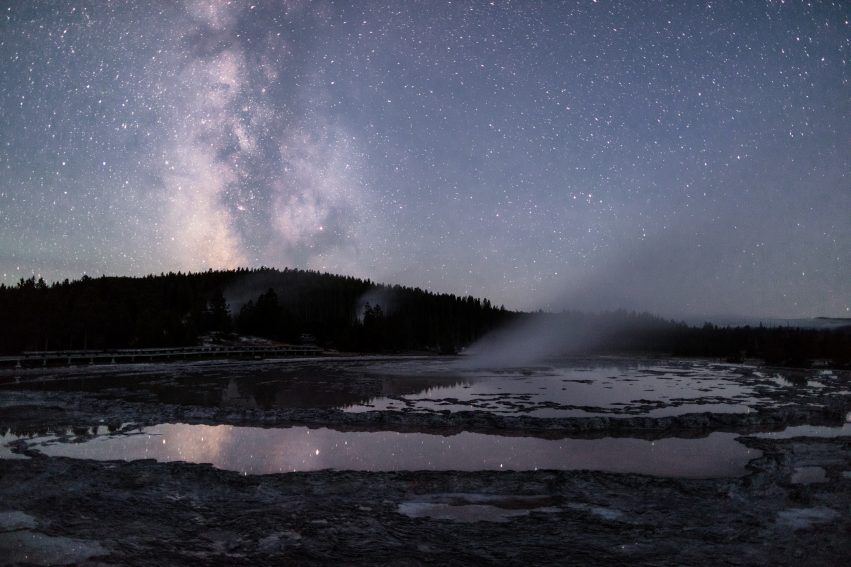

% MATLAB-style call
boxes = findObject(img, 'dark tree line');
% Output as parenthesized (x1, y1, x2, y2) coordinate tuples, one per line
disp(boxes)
(0, 268, 510, 354)
(536, 312, 851, 368)
(1, 268, 848, 366)
(664, 322, 851, 367)
(463, 309, 851, 368)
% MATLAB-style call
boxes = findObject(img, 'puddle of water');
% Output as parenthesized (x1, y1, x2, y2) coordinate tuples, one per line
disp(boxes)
(769, 374, 827, 389)
(566, 502, 624, 521)
(7, 358, 840, 418)
(775, 507, 838, 530)
(6, 423, 758, 478)
(0, 511, 37, 531)
(0, 432, 29, 460)
(753, 423, 851, 439)
(9, 363, 468, 411)
(790, 466, 827, 484)
(643, 403, 751, 417)
(398, 502, 536, 523)
(346, 362, 764, 417)
(397, 494, 561, 523)
(0, 531, 108, 565)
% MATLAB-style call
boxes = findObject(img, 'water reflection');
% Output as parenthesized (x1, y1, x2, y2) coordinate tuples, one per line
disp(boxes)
(752, 423, 851, 439)
(9, 423, 758, 478)
(8, 365, 469, 410)
(398, 495, 562, 523)
(0, 432, 29, 460)
(5, 357, 841, 418)
(790, 466, 827, 484)
(347, 363, 761, 417)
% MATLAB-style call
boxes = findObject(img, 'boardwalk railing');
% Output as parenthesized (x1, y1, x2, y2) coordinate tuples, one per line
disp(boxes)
(0, 345, 324, 368)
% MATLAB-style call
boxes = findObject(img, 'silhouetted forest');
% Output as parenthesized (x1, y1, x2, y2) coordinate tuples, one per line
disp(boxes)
(485, 310, 851, 368)
(665, 321, 851, 368)
(1, 268, 849, 367)
(0, 268, 509, 354)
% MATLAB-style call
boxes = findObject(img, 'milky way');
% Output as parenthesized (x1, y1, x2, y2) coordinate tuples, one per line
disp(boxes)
(1, 1, 848, 317)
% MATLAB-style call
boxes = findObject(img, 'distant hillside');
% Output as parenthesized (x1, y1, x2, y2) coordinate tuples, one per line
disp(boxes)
(0, 268, 510, 354)
(2, 268, 849, 367)
(814, 317, 851, 328)
(683, 315, 851, 330)
(466, 310, 851, 368)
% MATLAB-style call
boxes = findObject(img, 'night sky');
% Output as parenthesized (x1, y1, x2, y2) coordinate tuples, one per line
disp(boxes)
(1, 1, 848, 318)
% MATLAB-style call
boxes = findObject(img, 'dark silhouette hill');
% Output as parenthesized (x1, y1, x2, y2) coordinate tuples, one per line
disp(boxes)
(0, 268, 509, 354)
(1, 268, 849, 367)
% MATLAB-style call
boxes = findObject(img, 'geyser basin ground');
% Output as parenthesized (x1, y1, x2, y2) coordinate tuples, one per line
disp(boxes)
(1, 356, 850, 565)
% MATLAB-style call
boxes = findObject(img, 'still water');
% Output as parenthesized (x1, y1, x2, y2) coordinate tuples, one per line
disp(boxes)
(10, 357, 840, 418)
(11, 423, 759, 478)
(344, 359, 821, 417)
(5, 357, 847, 479)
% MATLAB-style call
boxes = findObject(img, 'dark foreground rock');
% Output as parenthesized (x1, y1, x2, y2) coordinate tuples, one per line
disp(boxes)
(1, 435, 850, 566)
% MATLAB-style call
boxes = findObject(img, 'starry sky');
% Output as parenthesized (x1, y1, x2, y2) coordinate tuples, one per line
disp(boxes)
(1, 1, 848, 318)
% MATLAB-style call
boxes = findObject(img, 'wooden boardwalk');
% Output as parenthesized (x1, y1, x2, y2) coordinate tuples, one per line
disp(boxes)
(0, 345, 324, 368)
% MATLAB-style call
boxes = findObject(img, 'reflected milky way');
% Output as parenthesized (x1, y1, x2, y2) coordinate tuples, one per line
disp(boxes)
(18, 424, 758, 478)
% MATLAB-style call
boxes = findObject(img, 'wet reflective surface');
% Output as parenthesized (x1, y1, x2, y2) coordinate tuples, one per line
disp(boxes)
(4, 358, 465, 410)
(4, 357, 848, 481)
(0, 433, 29, 460)
(6, 423, 759, 478)
(398, 494, 562, 523)
(790, 467, 827, 484)
(345, 359, 829, 417)
(752, 422, 851, 439)
(2, 358, 850, 565)
(5, 357, 845, 418)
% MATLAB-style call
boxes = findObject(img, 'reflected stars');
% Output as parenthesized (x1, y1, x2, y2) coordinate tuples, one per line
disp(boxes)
(13, 423, 760, 478)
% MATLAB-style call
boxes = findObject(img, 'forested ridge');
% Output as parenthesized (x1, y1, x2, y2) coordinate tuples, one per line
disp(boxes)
(0, 268, 509, 354)
(1, 268, 849, 367)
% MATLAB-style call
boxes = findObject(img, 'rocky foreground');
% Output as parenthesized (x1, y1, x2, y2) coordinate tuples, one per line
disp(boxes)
(1, 358, 850, 565)
(1, 436, 850, 566)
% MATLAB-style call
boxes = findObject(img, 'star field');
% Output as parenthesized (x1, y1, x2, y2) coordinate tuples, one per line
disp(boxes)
(1, 1, 848, 317)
